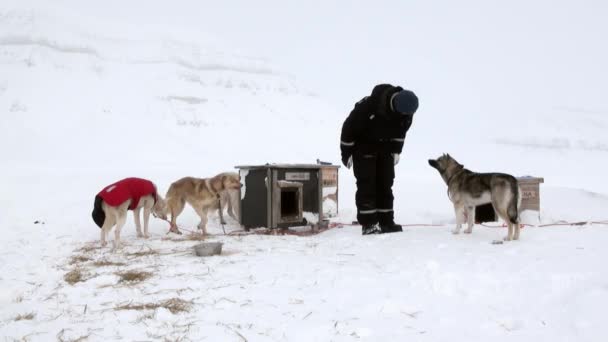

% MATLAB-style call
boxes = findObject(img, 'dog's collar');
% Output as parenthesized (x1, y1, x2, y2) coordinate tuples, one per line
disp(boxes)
(205, 179, 220, 198)
(446, 167, 465, 186)
(446, 169, 463, 202)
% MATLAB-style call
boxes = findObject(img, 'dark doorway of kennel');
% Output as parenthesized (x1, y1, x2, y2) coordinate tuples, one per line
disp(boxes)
(281, 189, 298, 217)
(475, 203, 496, 223)
(274, 181, 303, 226)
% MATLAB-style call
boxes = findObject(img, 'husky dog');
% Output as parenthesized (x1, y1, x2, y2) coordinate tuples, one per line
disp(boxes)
(428, 154, 522, 241)
(92, 177, 167, 249)
(164, 172, 241, 235)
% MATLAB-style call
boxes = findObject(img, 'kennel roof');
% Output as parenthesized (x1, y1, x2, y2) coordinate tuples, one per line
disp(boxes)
(235, 163, 340, 170)
(516, 176, 544, 184)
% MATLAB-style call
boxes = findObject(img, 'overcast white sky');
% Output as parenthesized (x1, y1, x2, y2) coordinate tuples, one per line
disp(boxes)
(13, 0, 608, 115)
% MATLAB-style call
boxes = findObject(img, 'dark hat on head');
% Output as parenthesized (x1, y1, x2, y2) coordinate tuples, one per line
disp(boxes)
(391, 90, 418, 115)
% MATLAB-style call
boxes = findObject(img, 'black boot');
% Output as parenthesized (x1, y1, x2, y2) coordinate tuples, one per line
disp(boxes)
(380, 223, 403, 233)
(362, 224, 382, 235)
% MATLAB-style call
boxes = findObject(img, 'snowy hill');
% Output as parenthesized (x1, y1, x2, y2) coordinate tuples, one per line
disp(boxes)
(1, 2, 608, 341)
(0, 8, 337, 167)
(0, 7, 339, 229)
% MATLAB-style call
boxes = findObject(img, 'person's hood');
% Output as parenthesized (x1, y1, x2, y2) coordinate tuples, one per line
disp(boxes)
(370, 84, 403, 117)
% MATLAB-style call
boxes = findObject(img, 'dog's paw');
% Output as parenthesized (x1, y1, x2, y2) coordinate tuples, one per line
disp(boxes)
(137, 232, 144, 238)
(101, 241, 108, 247)
(143, 234, 150, 239)
(464, 229, 472, 234)
(503, 236, 512, 241)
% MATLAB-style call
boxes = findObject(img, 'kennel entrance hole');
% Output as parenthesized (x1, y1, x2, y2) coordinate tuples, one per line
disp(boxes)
(273, 180, 304, 226)
(475, 203, 496, 223)
(280, 188, 299, 218)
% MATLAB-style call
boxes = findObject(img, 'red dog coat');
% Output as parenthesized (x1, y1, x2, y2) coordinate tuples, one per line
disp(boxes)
(97, 177, 157, 210)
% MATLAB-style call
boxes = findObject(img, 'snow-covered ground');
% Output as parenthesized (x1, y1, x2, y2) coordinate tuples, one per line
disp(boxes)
(3, 224, 608, 341)
(1, 2, 608, 341)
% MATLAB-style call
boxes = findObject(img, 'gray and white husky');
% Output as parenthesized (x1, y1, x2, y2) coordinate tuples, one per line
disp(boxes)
(428, 154, 522, 241)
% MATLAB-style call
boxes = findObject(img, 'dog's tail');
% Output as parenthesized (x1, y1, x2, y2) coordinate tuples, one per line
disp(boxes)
(507, 179, 520, 224)
(92, 195, 105, 228)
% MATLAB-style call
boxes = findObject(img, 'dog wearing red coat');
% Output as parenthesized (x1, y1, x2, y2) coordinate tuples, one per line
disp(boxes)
(92, 177, 167, 248)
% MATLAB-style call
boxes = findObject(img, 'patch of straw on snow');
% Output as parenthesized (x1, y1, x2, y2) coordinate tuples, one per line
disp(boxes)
(115, 298, 191, 314)
(69, 255, 92, 265)
(13, 312, 35, 321)
(115, 270, 153, 284)
(77, 244, 102, 253)
(91, 260, 126, 267)
(126, 249, 159, 258)
(64, 268, 87, 285)
(162, 233, 207, 242)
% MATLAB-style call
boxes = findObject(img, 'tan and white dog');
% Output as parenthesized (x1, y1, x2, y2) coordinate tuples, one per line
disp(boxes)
(92, 177, 167, 248)
(164, 172, 241, 234)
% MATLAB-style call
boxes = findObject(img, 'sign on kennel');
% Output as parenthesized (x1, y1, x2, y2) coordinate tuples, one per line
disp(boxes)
(475, 176, 545, 223)
(235, 163, 340, 229)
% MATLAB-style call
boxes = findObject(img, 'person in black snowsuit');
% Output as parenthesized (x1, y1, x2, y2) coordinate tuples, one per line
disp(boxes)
(340, 84, 419, 235)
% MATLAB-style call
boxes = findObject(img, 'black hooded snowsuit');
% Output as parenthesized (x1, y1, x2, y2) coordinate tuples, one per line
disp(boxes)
(340, 84, 417, 226)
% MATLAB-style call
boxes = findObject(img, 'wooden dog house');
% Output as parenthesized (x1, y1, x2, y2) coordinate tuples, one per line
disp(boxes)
(475, 176, 544, 223)
(235, 163, 340, 229)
